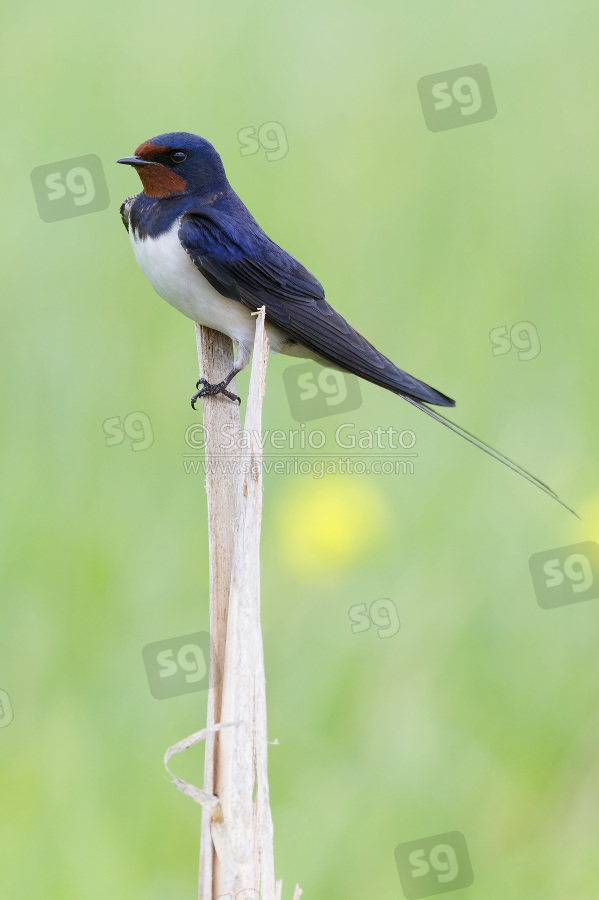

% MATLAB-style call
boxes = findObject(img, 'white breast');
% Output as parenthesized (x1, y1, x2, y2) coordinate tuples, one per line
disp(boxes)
(129, 217, 317, 365)
(130, 219, 258, 348)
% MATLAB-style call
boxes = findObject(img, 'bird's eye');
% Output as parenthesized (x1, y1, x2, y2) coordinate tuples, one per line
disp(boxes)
(170, 150, 187, 164)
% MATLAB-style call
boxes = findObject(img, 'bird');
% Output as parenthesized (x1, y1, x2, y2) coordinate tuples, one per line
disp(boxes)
(118, 131, 574, 514)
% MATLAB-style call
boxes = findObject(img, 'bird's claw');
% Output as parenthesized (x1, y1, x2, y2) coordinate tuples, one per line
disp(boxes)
(191, 378, 241, 408)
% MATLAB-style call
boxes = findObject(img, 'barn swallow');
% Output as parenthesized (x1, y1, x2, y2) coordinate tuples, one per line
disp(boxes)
(118, 132, 574, 513)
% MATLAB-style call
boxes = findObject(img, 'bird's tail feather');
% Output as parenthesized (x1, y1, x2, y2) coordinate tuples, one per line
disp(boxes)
(402, 394, 578, 517)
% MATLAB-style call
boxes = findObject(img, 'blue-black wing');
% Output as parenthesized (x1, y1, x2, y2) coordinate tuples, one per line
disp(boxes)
(178, 207, 454, 406)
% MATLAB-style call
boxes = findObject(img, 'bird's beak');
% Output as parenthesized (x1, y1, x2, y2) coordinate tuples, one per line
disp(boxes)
(116, 156, 154, 167)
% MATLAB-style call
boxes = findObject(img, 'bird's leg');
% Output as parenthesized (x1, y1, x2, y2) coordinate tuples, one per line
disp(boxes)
(191, 368, 241, 407)
(190, 340, 252, 409)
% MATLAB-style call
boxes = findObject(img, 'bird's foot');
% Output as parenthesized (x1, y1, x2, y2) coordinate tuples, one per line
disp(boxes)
(191, 378, 241, 408)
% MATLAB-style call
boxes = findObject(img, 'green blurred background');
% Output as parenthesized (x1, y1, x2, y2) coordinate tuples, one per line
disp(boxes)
(2, 1, 599, 897)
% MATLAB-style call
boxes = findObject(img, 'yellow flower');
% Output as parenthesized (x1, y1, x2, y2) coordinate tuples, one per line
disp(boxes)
(276, 477, 388, 574)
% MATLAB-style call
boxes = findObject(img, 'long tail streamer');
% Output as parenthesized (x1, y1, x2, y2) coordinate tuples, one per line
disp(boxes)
(403, 395, 578, 518)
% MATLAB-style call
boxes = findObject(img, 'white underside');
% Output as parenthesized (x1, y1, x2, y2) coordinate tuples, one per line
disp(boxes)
(130, 218, 313, 366)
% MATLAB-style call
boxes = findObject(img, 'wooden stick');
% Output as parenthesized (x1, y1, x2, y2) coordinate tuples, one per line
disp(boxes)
(196, 325, 241, 900)
(186, 312, 301, 898)
(215, 308, 274, 899)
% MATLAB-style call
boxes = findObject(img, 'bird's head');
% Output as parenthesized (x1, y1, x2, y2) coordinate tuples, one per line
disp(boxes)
(117, 132, 228, 198)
